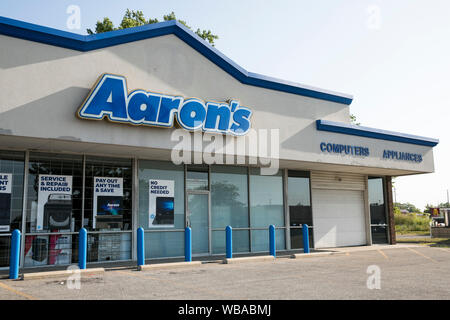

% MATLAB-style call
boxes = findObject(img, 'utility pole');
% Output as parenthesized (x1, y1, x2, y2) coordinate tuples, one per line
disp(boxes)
(393, 186, 397, 204)
(447, 189, 449, 206)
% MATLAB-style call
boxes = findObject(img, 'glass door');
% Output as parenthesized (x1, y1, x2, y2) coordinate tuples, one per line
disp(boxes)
(187, 193, 209, 255)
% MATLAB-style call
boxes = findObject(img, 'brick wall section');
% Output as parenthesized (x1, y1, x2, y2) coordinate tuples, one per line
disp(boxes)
(385, 177, 396, 244)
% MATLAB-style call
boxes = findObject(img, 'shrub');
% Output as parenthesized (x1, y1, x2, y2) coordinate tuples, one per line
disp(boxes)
(394, 211, 431, 233)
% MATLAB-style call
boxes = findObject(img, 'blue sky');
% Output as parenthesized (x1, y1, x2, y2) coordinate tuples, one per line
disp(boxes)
(1, 0, 448, 209)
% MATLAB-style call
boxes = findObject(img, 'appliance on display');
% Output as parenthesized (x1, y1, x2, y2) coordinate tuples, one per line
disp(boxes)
(43, 193, 72, 230)
(153, 197, 174, 225)
(96, 215, 123, 229)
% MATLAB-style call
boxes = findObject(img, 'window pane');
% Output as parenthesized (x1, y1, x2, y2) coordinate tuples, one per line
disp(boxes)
(368, 178, 386, 225)
(371, 226, 388, 244)
(146, 231, 185, 258)
(288, 172, 312, 227)
(187, 166, 208, 191)
(0, 236, 11, 267)
(138, 160, 184, 230)
(84, 156, 132, 231)
(251, 229, 285, 252)
(87, 232, 131, 262)
(249, 168, 284, 228)
(290, 227, 314, 249)
(26, 152, 82, 233)
(24, 233, 77, 267)
(212, 229, 250, 254)
(0, 150, 24, 234)
(211, 165, 248, 228)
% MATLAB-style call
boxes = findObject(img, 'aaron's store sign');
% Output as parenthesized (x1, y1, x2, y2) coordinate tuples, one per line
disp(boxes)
(0, 16, 438, 269)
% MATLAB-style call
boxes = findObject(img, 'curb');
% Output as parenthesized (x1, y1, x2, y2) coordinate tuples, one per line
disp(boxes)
(138, 261, 202, 271)
(22, 268, 105, 280)
(223, 255, 275, 264)
(290, 252, 345, 259)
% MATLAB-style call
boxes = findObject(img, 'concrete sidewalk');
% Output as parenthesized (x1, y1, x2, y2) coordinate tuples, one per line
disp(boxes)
(0, 246, 449, 300)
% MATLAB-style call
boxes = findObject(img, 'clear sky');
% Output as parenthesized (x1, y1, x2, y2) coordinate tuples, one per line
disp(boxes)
(0, 0, 448, 210)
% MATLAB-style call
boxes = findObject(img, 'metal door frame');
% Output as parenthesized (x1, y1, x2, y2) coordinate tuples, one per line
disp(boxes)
(186, 191, 211, 256)
(185, 164, 212, 256)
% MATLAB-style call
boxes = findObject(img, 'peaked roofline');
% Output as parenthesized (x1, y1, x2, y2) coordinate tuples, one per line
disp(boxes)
(0, 16, 353, 105)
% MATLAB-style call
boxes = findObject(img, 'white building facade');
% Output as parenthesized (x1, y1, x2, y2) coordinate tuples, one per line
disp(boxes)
(0, 17, 438, 269)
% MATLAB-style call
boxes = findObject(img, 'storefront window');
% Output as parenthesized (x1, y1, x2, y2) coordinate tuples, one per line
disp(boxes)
(288, 170, 313, 249)
(84, 156, 132, 231)
(84, 156, 132, 263)
(139, 160, 185, 258)
(0, 150, 24, 267)
(211, 165, 249, 254)
(26, 152, 83, 233)
(24, 152, 82, 267)
(250, 168, 285, 252)
(368, 177, 388, 244)
(186, 165, 209, 191)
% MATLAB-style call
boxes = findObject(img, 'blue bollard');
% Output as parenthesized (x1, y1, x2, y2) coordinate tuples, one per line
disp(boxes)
(226, 226, 232, 259)
(303, 224, 310, 253)
(78, 228, 87, 270)
(9, 229, 21, 279)
(269, 225, 276, 257)
(185, 227, 192, 262)
(137, 227, 145, 266)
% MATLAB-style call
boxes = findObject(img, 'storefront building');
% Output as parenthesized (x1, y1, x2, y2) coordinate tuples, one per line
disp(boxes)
(0, 17, 439, 269)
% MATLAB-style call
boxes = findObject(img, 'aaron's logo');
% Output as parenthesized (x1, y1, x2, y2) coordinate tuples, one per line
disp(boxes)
(78, 74, 252, 136)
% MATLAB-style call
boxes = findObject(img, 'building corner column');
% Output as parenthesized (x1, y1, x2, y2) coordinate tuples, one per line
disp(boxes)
(385, 176, 396, 244)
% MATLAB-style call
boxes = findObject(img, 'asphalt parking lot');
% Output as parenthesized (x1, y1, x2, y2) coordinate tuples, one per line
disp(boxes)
(0, 245, 449, 300)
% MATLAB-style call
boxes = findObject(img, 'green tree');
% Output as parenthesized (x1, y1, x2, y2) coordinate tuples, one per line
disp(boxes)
(87, 17, 115, 34)
(350, 114, 360, 125)
(87, 10, 218, 46)
(394, 202, 422, 213)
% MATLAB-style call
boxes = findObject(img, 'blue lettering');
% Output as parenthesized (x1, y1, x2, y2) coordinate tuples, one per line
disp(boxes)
(320, 142, 369, 157)
(382, 150, 423, 163)
(79, 75, 127, 120)
(127, 91, 160, 123)
(230, 107, 252, 136)
(157, 96, 183, 125)
(204, 103, 231, 132)
(178, 99, 207, 130)
(78, 74, 252, 135)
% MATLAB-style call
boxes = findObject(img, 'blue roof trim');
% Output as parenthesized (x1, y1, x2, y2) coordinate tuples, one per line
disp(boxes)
(316, 120, 439, 147)
(0, 16, 353, 105)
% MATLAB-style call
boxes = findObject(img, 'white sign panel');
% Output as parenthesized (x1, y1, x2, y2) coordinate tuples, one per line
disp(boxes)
(93, 177, 123, 229)
(149, 180, 174, 228)
(37, 175, 73, 231)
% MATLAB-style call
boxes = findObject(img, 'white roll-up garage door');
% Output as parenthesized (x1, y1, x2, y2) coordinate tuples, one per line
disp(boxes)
(311, 172, 367, 248)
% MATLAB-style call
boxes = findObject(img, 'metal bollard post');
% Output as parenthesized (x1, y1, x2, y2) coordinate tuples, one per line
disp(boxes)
(78, 228, 87, 270)
(269, 225, 276, 257)
(9, 229, 21, 280)
(137, 227, 145, 266)
(185, 227, 192, 262)
(226, 226, 232, 259)
(303, 224, 310, 253)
